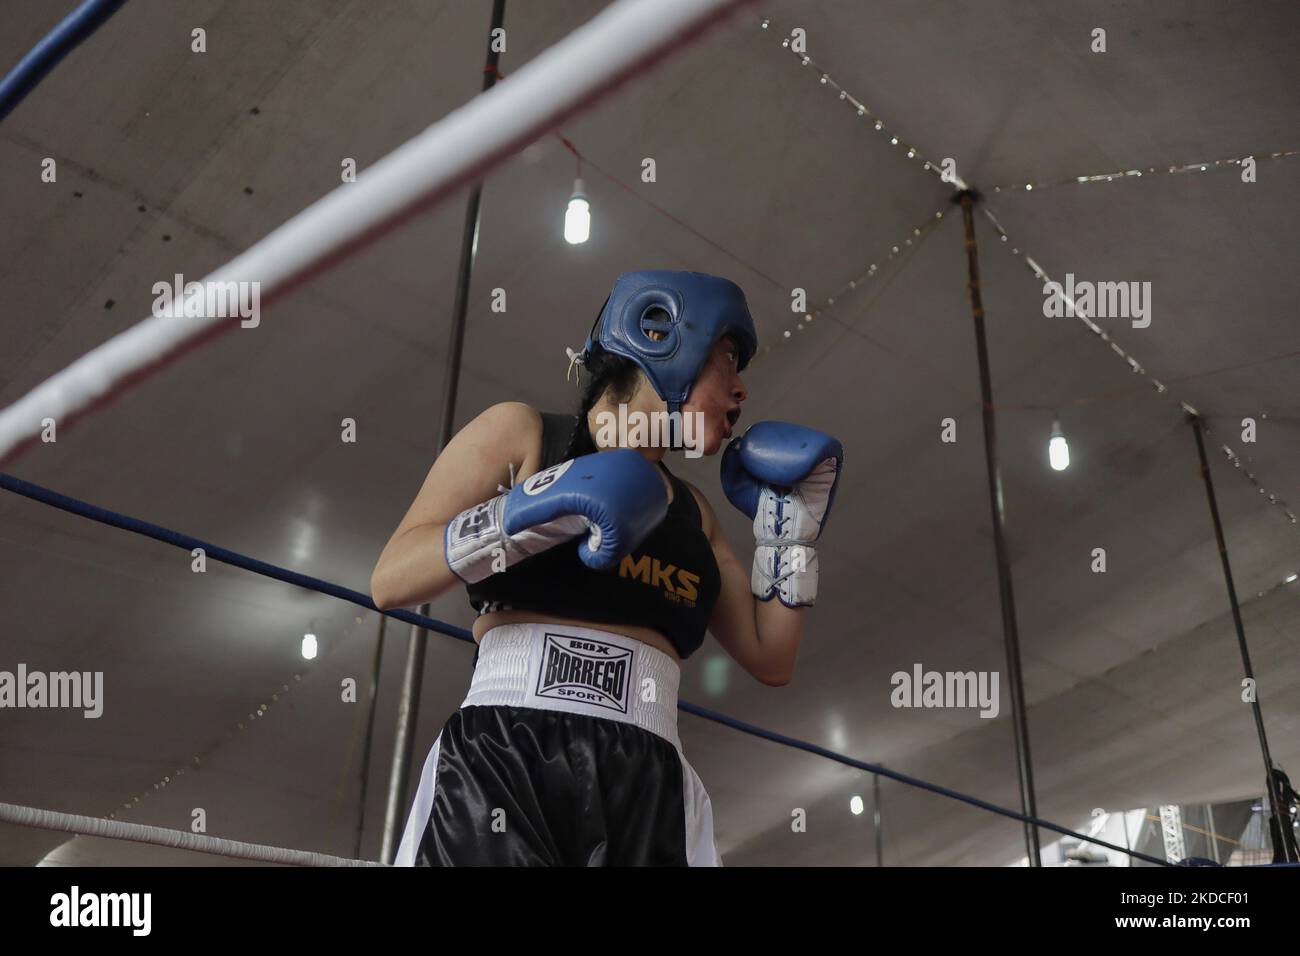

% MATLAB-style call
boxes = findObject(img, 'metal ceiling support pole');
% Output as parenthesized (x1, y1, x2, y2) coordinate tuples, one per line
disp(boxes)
(1122, 810, 1132, 867)
(1188, 414, 1294, 862)
(873, 772, 883, 866)
(1207, 804, 1220, 864)
(354, 613, 387, 859)
(379, 0, 507, 864)
(956, 190, 1041, 866)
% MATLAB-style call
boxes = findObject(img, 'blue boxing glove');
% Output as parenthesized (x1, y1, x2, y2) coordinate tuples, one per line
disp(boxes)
(721, 421, 843, 607)
(445, 448, 668, 583)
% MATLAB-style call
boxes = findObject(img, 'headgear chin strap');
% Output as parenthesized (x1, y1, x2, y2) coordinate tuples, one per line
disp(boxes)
(580, 271, 758, 450)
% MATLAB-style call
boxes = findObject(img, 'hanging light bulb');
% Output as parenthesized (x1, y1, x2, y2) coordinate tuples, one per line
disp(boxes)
(850, 795, 864, 815)
(1049, 419, 1070, 472)
(301, 633, 318, 660)
(564, 177, 590, 244)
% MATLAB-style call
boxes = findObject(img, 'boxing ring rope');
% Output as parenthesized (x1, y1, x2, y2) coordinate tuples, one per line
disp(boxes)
(0, 0, 755, 467)
(0, 472, 1171, 866)
(0, 472, 472, 644)
(0, 800, 384, 867)
(0, 0, 130, 123)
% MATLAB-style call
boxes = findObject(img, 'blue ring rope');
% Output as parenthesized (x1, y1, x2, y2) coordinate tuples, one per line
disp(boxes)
(0, 0, 130, 123)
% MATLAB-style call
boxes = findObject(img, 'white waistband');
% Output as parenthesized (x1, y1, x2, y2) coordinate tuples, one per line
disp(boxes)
(465, 623, 681, 749)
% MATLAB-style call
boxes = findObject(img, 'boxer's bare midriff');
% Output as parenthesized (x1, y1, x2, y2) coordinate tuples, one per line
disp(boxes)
(472, 608, 682, 662)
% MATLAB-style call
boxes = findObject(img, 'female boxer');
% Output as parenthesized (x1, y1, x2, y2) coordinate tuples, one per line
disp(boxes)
(371, 270, 842, 866)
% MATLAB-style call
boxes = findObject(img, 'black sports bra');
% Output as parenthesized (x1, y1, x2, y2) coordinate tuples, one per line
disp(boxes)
(465, 411, 722, 659)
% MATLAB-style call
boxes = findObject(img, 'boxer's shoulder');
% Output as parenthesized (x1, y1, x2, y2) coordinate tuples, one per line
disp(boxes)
(461, 401, 545, 474)
(477, 401, 542, 440)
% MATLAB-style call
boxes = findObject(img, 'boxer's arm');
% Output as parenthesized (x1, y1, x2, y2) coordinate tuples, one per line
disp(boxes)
(687, 482, 802, 687)
(370, 402, 543, 610)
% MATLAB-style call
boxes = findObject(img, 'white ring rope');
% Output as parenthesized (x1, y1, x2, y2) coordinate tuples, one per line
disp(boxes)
(1, 801, 385, 867)
(0, 0, 752, 463)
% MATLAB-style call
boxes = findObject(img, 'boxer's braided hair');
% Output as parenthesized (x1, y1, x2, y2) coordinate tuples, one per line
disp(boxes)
(556, 345, 638, 459)
(576, 344, 640, 416)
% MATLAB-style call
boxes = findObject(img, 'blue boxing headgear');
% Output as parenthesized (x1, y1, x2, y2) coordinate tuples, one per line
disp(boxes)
(582, 271, 758, 421)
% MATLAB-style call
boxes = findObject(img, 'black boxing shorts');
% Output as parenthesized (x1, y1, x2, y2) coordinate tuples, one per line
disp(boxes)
(394, 623, 720, 866)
